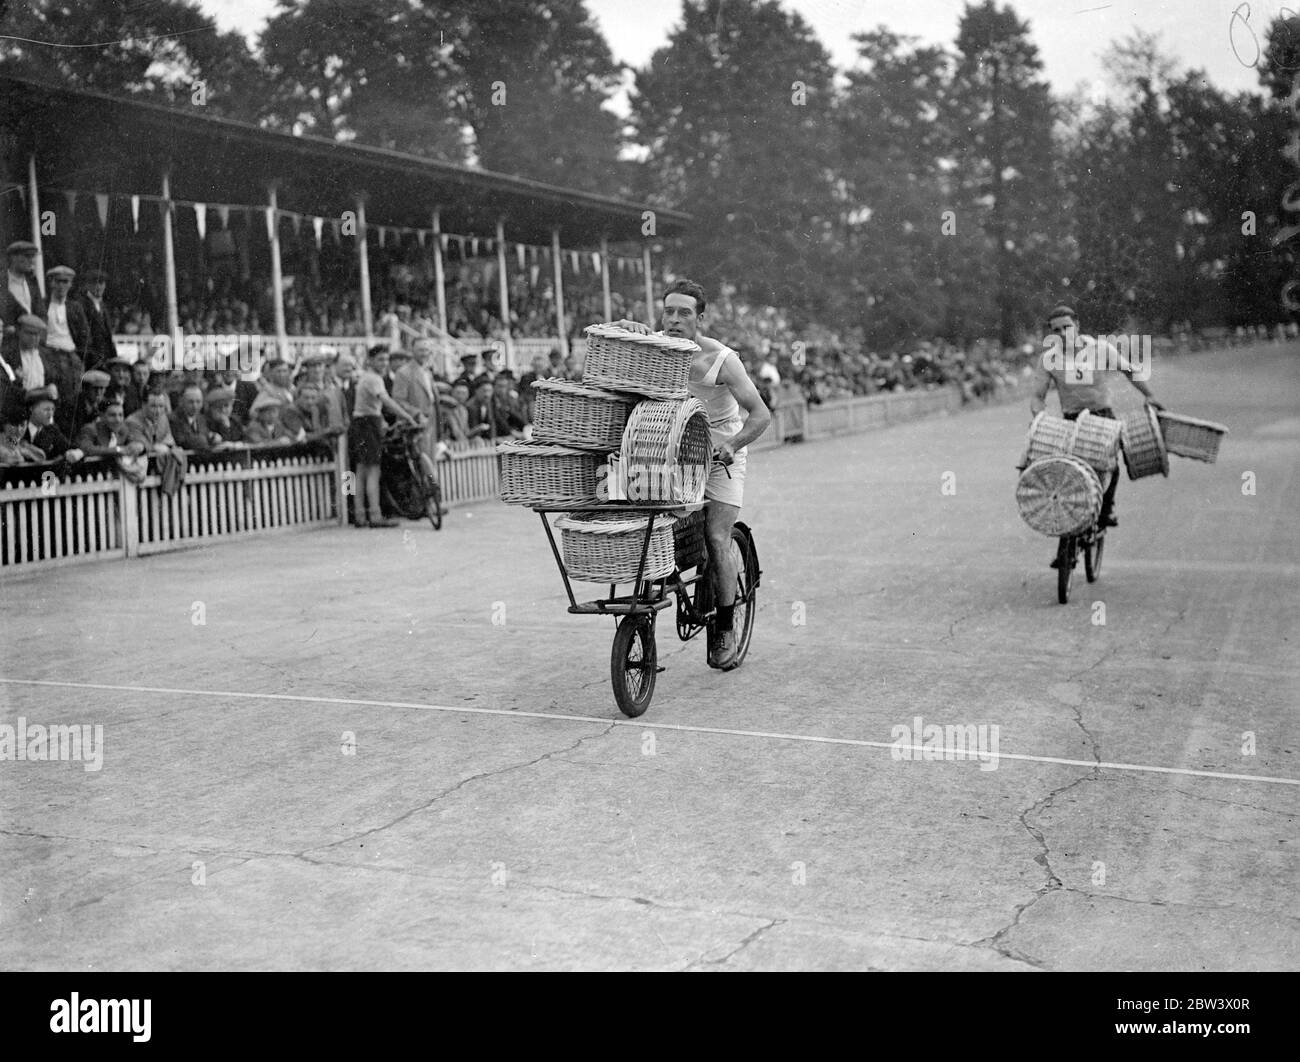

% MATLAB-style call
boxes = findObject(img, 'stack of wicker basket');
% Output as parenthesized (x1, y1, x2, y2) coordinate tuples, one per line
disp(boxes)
(509, 324, 714, 582)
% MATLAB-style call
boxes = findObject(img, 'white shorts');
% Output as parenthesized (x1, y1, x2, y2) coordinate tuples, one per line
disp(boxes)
(705, 446, 746, 507)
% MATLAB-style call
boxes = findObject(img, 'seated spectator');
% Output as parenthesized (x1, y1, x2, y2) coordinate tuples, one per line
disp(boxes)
(440, 381, 472, 443)
(204, 387, 244, 444)
(0, 401, 48, 465)
(491, 375, 528, 438)
(170, 385, 223, 450)
(465, 377, 495, 439)
(105, 358, 141, 416)
(76, 396, 142, 457)
(452, 351, 481, 391)
(126, 391, 181, 456)
(131, 357, 151, 398)
(72, 368, 111, 437)
(293, 353, 334, 436)
(244, 392, 295, 446)
(23, 386, 83, 463)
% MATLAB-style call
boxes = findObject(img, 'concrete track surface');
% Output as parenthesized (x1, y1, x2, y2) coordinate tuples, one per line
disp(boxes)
(2, 344, 1297, 971)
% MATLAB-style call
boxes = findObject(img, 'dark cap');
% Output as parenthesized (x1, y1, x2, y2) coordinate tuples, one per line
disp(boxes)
(5, 240, 38, 256)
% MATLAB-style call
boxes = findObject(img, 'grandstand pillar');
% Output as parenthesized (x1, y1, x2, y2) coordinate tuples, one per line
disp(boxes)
(27, 156, 45, 298)
(431, 209, 447, 338)
(600, 236, 612, 322)
(267, 183, 288, 361)
(161, 169, 180, 348)
(642, 245, 654, 325)
(551, 227, 569, 359)
(356, 195, 373, 342)
(495, 217, 513, 371)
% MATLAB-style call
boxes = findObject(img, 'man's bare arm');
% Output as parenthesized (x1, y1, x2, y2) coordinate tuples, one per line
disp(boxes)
(717, 353, 771, 453)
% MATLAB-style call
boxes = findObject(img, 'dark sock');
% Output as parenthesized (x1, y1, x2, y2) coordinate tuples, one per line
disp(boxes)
(716, 603, 735, 633)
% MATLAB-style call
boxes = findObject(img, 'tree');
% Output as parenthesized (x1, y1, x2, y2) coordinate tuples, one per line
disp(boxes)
(942, 1, 1060, 345)
(0, 0, 268, 120)
(837, 28, 955, 345)
(630, 0, 841, 317)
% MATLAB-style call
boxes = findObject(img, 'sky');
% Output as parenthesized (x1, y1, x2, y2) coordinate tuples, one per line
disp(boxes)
(200, 0, 1273, 101)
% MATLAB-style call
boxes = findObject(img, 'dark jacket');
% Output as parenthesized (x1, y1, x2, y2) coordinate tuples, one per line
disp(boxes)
(77, 292, 117, 370)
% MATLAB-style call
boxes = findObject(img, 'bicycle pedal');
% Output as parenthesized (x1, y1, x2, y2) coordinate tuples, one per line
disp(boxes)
(654, 665, 665, 674)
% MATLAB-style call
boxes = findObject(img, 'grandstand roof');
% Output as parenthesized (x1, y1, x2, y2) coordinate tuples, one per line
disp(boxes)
(0, 74, 688, 247)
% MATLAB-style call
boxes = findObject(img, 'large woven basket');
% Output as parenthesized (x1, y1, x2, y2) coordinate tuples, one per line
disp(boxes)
(555, 511, 679, 584)
(530, 379, 635, 451)
(1024, 411, 1121, 473)
(620, 397, 712, 504)
(673, 507, 707, 571)
(1156, 411, 1228, 462)
(1016, 455, 1103, 536)
(1119, 405, 1168, 480)
(498, 441, 601, 508)
(582, 323, 697, 399)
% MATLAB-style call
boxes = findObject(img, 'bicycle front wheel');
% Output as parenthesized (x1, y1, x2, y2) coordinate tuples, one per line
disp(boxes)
(611, 613, 657, 718)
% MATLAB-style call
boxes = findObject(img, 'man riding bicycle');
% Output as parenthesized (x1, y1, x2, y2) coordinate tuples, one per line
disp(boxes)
(1030, 304, 1162, 565)
(616, 279, 771, 669)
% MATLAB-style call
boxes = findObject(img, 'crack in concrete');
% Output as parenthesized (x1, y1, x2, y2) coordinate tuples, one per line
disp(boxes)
(304, 722, 618, 856)
(681, 918, 785, 970)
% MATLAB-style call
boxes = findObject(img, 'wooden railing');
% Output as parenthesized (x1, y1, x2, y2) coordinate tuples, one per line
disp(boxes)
(1, 440, 345, 573)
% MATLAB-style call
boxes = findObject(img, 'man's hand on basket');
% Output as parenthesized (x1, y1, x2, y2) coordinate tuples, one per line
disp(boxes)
(613, 319, 652, 335)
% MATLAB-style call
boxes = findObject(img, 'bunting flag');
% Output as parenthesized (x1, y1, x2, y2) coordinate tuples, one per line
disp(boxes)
(63, 190, 77, 216)
(131, 195, 140, 233)
(312, 216, 323, 249)
(456, 235, 466, 256)
(470, 237, 479, 257)
(416, 229, 426, 248)
(330, 218, 341, 243)
(440, 233, 449, 251)
(592, 252, 601, 273)
(290, 212, 301, 238)
(217, 204, 230, 230)
(376, 226, 386, 247)
(570, 250, 580, 273)
(95, 194, 109, 229)
(194, 203, 206, 241)
(515, 243, 525, 269)
(530, 264, 541, 287)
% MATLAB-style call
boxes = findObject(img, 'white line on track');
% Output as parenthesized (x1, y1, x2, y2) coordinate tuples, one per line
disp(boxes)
(5, 677, 1297, 788)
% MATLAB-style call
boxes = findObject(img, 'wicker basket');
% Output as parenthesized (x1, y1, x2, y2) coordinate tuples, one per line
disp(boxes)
(1024, 411, 1121, 473)
(1016, 455, 1103, 536)
(1156, 411, 1228, 462)
(555, 511, 679, 583)
(498, 441, 601, 508)
(582, 323, 697, 399)
(530, 378, 635, 451)
(673, 507, 707, 571)
(1119, 405, 1169, 480)
(620, 397, 712, 504)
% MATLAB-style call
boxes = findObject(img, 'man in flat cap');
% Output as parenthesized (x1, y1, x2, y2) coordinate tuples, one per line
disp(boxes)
(10, 314, 48, 392)
(73, 368, 111, 437)
(244, 391, 295, 446)
(75, 394, 141, 458)
(1, 241, 45, 355)
(204, 386, 244, 444)
(104, 357, 141, 417)
(44, 265, 90, 361)
(24, 385, 82, 463)
(77, 267, 117, 370)
(41, 266, 88, 435)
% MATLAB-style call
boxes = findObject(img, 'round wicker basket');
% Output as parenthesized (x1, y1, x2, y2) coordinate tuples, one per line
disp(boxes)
(581, 323, 697, 399)
(555, 511, 679, 583)
(498, 440, 602, 508)
(1119, 405, 1169, 480)
(1016, 455, 1103, 536)
(1024, 411, 1121, 473)
(530, 379, 635, 451)
(619, 397, 712, 504)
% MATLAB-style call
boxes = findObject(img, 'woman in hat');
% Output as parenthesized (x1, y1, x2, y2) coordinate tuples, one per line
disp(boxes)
(0, 398, 47, 465)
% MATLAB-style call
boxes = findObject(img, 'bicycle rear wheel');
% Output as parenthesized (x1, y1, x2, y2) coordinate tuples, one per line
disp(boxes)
(728, 526, 757, 667)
